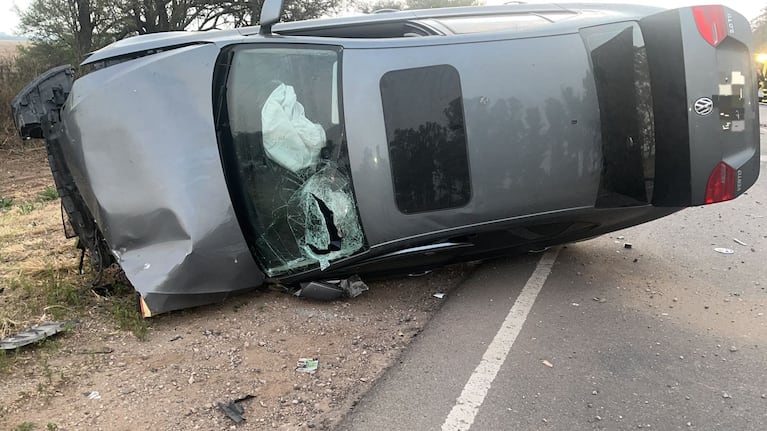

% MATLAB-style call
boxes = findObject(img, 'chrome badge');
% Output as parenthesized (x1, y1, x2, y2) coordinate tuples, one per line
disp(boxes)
(694, 97, 714, 116)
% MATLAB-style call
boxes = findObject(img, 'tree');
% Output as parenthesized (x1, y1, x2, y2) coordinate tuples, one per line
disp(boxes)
(200, 0, 341, 27)
(14, 0, 342, 71)
(358, 0, 404, 14)
(406, 0, 477, 9)
(17, 0, 120, 66)
(115, 0, 228, 35)
(752, 6, 767, 53)
(358, 0, 476, 14)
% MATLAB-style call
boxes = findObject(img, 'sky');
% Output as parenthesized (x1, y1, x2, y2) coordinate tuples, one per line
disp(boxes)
(0, 0, 764, 35)
(0, 0, 30, 35)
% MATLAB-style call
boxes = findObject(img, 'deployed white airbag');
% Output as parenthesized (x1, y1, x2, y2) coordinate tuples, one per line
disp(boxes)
(261, 83, 326, 173)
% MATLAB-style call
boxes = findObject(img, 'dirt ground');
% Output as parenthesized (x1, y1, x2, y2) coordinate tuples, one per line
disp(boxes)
(0, 140, 473, 430)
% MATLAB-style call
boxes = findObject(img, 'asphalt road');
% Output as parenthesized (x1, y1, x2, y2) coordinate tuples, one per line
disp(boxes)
(337, 108, 767, 430)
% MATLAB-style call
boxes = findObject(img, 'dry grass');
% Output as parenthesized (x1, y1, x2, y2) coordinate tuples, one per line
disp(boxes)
(0, 41, 26, 59)
(0, 197, 83, 335)
(0, 141, 86, 344)
(0, 139, 146, 365)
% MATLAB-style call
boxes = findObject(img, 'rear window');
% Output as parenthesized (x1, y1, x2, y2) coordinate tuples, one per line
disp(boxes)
(380, 65, 471, 214)
(581, 22, 656, 206)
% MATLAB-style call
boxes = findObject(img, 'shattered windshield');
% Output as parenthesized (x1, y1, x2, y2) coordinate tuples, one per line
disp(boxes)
(223, 46, 365, 276)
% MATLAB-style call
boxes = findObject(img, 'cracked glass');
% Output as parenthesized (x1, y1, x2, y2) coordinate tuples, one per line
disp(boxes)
(225, 46, 364, 276)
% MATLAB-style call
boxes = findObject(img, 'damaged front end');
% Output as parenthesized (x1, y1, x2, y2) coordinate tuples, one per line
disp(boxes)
(11, 65, 114, 279)
(12, 41, 369, 315)
(12, 43, 268, 316)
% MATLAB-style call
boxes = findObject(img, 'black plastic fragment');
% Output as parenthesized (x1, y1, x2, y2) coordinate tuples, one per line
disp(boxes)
(293, 275, 369, 300)
(218, 394, 256, 423)
(295, 281, 345, 301)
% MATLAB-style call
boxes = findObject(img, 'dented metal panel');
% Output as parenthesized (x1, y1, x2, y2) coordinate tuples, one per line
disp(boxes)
(61, 44, 263, 313)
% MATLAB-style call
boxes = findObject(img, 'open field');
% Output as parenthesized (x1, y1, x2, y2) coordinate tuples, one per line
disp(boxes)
(0, 41, 25, 59)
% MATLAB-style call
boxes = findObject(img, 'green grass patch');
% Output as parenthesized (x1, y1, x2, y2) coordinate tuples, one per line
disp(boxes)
(14, 422, 36, 431)
(36, 187, 58, 203)
(110, 292, 148, 340)
(0, 350, 11, 373)
(0, 196, 13, 211)
(41, 269, 82, 318)
(17, 202, 36, 214)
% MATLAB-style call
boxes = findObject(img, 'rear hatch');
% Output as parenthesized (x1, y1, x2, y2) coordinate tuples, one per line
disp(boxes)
(640, 5, 759, 206)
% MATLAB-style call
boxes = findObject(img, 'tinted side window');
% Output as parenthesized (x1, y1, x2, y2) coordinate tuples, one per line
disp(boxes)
(380, 65, 471, 214)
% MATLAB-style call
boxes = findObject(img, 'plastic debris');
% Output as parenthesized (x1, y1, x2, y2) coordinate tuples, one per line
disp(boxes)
(0, 320, 78, 350)
(87, 391, 101, 400)
(433, 292, 446, 299)
(714, 247, 735, 254)
(294, 281, 344, 300)
(296, 358, 319, 373)
(592, 297, 607, 303)
(623, 243, 633, 249)
(218, 394, 256, 424)
(339, 275, 369, 298)
(542, 359, 554, 368)
(294, 275, 369, 300)
(733, 238, 748, 246)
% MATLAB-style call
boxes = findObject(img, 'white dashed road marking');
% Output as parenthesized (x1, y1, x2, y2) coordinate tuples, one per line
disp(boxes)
(442, 247, 560, 431)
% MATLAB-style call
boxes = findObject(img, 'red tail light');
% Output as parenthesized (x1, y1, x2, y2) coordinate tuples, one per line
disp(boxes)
(704, 161, 736, 204)
(692, 5, 727, 46)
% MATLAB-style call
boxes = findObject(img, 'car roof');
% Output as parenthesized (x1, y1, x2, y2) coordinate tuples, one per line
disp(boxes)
(82, 3, 664, 66)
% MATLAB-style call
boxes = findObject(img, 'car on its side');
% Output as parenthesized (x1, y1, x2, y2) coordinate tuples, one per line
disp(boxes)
(12, 1, 760, 315)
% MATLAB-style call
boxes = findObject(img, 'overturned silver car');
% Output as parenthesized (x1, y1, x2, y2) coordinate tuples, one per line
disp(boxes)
(12, 2, 760, 315)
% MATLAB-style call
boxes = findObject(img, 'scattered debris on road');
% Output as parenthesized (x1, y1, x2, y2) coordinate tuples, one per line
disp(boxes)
(0, 320, 78, 350)
(296, 358, 319, 373)
(542, 360, 554, 368)
(623, 243, 633, 249)
(86, 391, 101, 400)
(433, 292, 446, 299)
(218, 394, 256, 423)
(733, 238, 748, 246)
(714, 247, 735, 254)
(293, 275, 370, 300)
(592, 297, 607, 303)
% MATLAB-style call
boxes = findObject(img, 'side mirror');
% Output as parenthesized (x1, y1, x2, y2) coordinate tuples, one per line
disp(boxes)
(259, 0, 284, 35)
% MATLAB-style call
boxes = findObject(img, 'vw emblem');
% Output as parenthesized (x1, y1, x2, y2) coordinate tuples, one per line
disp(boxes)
(694, 97, 714, 116)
